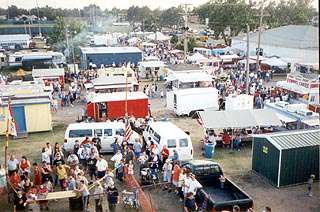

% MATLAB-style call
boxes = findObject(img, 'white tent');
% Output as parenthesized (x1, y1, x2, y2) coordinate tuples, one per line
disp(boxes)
(128, 37, 139, 45)
(147, 32, 171, 41)
(141, 42, 157, 47)
(198, 109, 282, 129)
(239, 58, 256, 65)
(262, 57, 287, 67)
(187, 52, 208, 63)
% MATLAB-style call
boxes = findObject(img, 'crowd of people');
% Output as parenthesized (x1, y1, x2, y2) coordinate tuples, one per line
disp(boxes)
(5, 139, 120, 212)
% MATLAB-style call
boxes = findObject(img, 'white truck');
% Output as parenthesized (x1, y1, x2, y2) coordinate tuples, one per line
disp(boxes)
(166, 87, 219, 116)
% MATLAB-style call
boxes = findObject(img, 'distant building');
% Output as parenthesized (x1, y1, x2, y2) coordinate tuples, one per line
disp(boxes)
(231, 25, 319, 69)
(0, 34, 31, 49)
(80, 46, 142, 69)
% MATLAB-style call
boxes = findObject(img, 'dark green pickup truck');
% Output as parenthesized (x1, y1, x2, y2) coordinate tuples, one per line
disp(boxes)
(183, 160, 253, 211)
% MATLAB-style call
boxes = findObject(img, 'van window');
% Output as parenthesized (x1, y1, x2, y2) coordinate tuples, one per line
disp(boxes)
(116, 128, 125, 136)
(104, 129, 112, 136)
(69, 129, 92, 138)
(154, 132, 161, 143)
(94, 129, 103, 137)
(179, 138, 188, 147)
(167, 139, 177, 148)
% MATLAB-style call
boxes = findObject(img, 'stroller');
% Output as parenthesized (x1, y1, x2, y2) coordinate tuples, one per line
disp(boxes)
(122, 189, 140, 209)
(140, 165, 159, 185)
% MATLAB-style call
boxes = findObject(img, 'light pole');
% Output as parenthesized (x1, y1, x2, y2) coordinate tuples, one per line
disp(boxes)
(255, 4, 264, 72)
(246, 24, 250, 95)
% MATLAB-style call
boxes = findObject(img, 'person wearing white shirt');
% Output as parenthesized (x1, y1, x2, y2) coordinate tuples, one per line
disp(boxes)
(96, 155, 108, 179)
(187, 174, 202, 195)
(41, 148, 51, 164)
(111, 150, 123, 169)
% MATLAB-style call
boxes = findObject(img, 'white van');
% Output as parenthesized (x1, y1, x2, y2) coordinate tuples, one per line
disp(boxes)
(64, 121, 140, 153)
(143, 121, 193, 161)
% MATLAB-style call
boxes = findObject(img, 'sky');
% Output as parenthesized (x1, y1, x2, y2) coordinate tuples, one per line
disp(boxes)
(1, 0, 318, 10)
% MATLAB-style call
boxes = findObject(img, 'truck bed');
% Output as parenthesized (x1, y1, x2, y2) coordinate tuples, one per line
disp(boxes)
(203, 186, 236, 202)
(197, 179, 253, 211)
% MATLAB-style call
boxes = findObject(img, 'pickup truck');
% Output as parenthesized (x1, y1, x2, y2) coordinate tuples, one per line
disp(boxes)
(182, 160, 253, 211)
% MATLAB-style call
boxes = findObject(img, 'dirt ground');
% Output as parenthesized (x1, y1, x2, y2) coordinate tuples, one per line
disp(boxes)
(0, 80, 319, 212)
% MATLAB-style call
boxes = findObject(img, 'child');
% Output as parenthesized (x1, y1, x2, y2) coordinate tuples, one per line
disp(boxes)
(128, 160, 134, 175)
(38, 184, 49, 210)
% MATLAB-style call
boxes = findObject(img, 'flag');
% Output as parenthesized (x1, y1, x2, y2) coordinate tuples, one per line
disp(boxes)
(197, 114, 204, 126)
(7, 102, 17, 137)
(125, 120, 133, 142)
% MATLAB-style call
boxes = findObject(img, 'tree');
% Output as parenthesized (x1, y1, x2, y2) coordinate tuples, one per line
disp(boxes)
(160, 7, 184, 29)
(170, 34, 179, 45)
(48, 16, 66, 45)
(197, 0, 254, 45)
(263, 0, 316, 27)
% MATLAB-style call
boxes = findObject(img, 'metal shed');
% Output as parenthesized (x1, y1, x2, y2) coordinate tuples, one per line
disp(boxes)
(252, 130, 320, 187)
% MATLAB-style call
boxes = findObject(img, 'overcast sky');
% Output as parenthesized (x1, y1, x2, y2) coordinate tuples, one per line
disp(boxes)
(1, 0, 318, 10)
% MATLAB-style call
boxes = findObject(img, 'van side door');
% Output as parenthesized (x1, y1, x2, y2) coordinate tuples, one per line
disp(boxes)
(100, 128, 114, 152)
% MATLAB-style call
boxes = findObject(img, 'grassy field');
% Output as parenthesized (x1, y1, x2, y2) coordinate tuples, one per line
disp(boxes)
(0, 123, 66, 165)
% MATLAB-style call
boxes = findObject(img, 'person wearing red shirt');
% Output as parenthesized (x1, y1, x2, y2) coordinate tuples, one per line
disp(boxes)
(161, 145, 170, 164)
(10, 171, 21, 189)
(19, 156, 31, 176)
(222, 131, 231, 148)
(33, 163, 41, 186)
(38, 184, 49, 210)
(172, 162, 181, 194)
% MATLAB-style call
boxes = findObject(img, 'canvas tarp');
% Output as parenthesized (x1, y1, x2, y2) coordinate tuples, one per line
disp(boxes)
(198, 109, 282, 129)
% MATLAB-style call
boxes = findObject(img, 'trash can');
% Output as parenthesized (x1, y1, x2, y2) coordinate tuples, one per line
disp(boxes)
(204, 143, 214, 158)
(159, 75, 164, 81)
(69, 197, 83, 210)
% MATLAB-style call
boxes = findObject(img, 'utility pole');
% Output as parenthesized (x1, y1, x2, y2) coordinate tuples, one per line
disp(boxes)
(246, 24, 250, 95)
(182, 4, 191, 63)
(255, 5, 264, 72)
(36, 0, 42, 37)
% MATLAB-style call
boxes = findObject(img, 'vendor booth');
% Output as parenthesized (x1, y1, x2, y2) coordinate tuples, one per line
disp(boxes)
(138, 61, 167, 80)
(276, 73, 319, 112)
(86, 91, 149, 121)
(89, 76, 138, 93)
(32, 68, 65, 88)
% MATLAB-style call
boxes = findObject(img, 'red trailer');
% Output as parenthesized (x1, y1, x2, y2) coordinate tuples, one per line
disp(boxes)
(87, 91, 149, 121)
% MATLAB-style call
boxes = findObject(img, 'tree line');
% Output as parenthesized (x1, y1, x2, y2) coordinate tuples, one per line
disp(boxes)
(196, 0, 318, 45)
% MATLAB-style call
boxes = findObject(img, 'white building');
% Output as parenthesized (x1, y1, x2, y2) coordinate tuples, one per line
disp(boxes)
(0, 34, 32, 49)
(231, 25, 319, 68)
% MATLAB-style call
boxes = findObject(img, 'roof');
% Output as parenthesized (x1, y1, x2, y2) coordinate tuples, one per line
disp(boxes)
(80, 46, 142, 54)
(198, 109, 282, 129)
(254, 129, 320, 150)
(67, 121, 126, 130)
(32, 68, 65, 77)
(0, 94, 50, 106)
(92, 76, 134, 86)
(148, 121, 189, 139)
(138, 61, 166, 68)
(233, 25, 319, 49)
(167, 71, 213, 83)
(0, 34, 31, 42)
(87, 91, 148, 103)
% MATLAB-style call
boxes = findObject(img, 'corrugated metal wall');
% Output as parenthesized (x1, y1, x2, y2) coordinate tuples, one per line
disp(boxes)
(252, 137, 280, 186)
(24, 104, 52, 132)
(280, 145, 320, 186)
